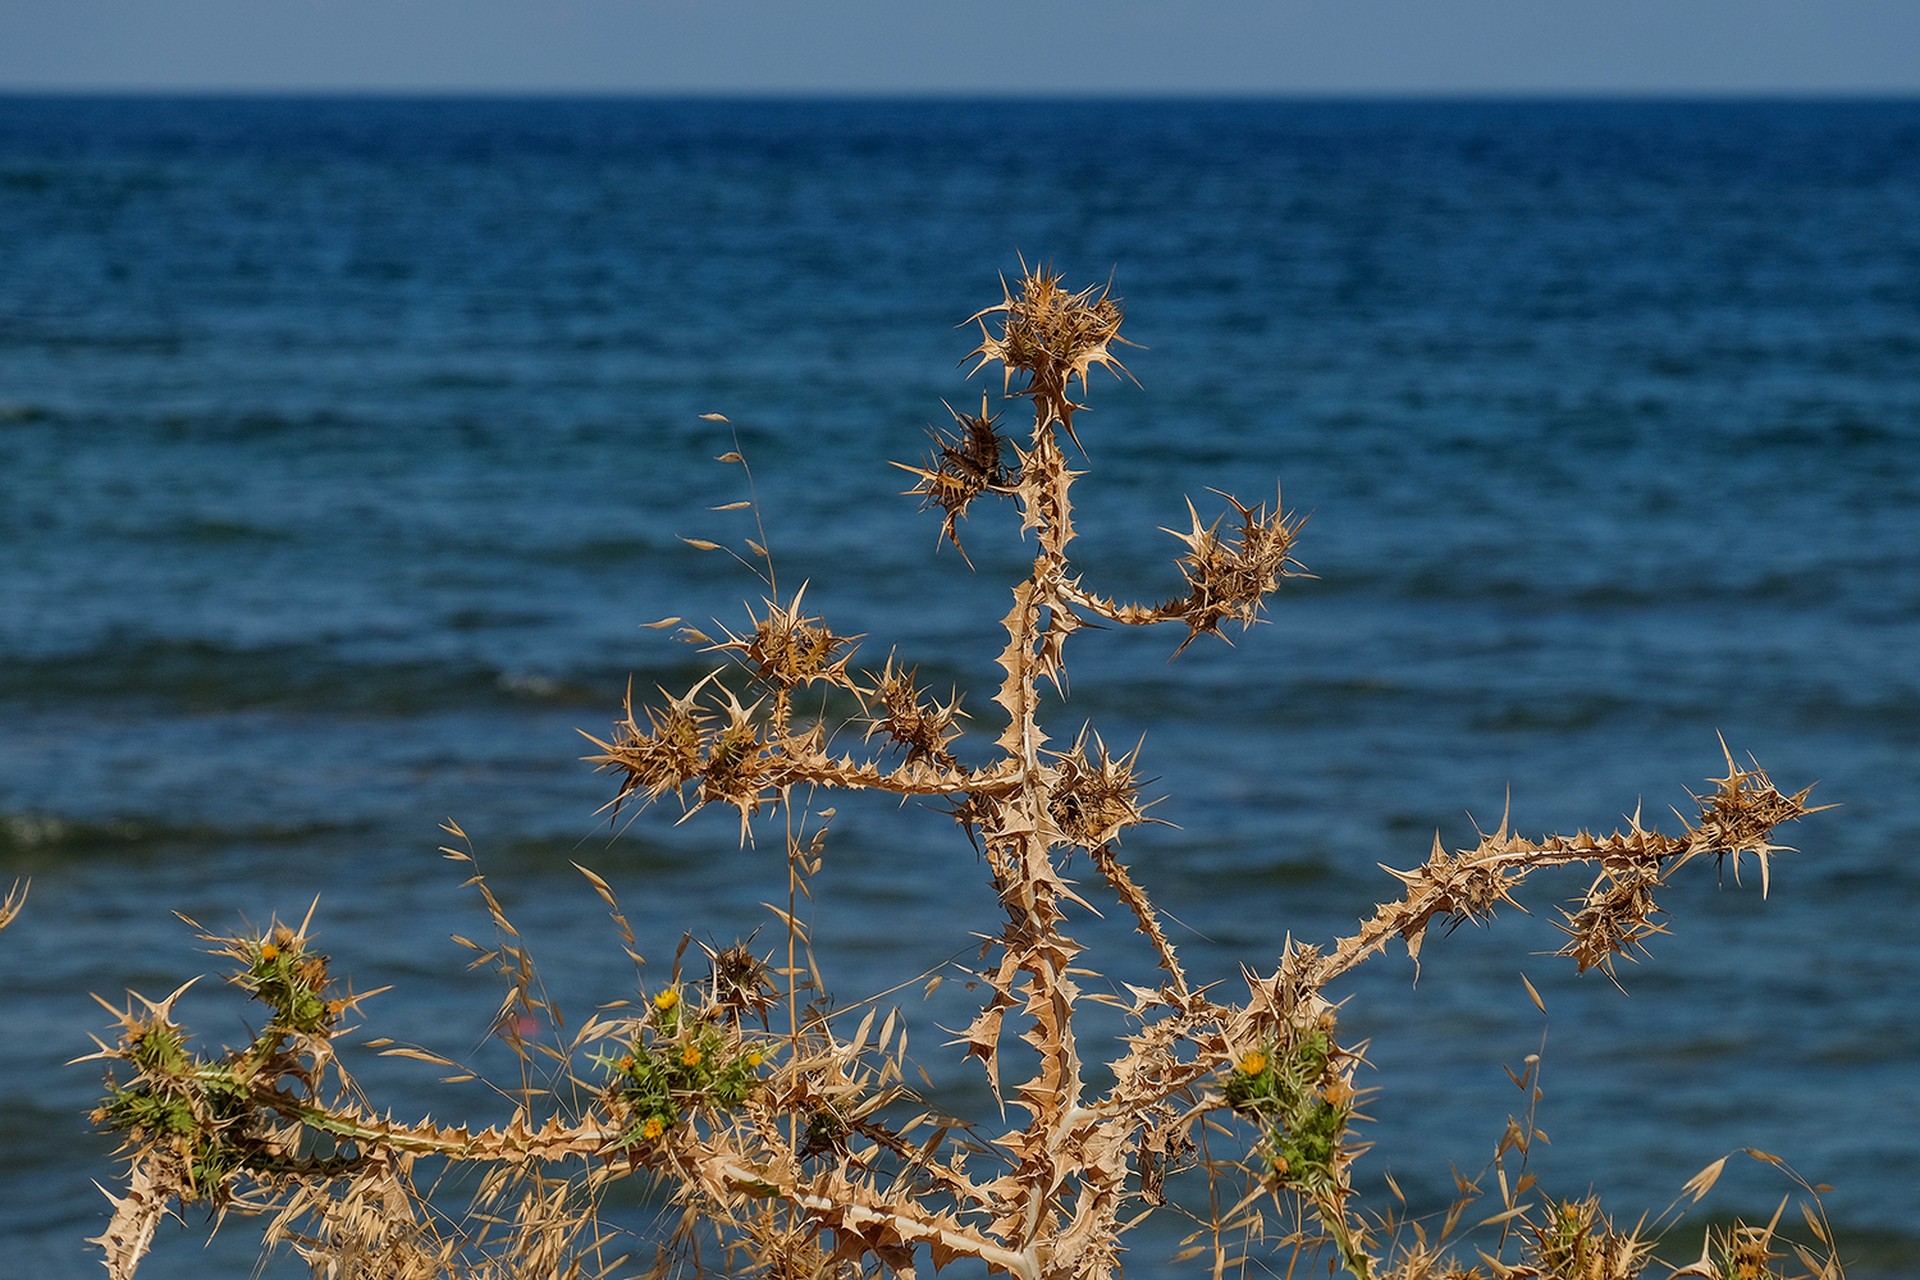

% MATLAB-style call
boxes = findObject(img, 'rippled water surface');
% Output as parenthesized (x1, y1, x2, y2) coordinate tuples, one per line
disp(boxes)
(3, 96, 1918, 1277)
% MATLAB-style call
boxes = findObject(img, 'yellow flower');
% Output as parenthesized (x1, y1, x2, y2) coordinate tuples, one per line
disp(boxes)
(1236, 1050, 1269, 1077)
(680, 1045, 703, 1067)
(617, 1054, 635, 1072)
(641, 1116, 664, 1141)
(744, 1050, 764, 1068)
(259, 942, 279, 962)
(653, 989, 680, 1013)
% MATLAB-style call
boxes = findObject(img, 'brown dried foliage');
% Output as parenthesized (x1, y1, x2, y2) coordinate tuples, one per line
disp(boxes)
(85, 267, 1837, 1280)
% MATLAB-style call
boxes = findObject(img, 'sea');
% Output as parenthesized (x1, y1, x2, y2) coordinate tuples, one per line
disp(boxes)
(2, 95, 1917, 1278)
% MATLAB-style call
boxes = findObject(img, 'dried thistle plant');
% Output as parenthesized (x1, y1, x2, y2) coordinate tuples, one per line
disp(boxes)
(85, 265, 1837, 1280)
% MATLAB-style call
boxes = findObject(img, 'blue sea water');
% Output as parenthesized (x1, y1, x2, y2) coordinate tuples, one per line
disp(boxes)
(2, 95, 1918, 1277)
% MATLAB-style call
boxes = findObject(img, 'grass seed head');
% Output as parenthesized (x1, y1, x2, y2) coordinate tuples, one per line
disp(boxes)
(0, 879, 25, 933)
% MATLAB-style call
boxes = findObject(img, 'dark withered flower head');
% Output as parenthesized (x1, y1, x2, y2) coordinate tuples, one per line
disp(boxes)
(894, 395, 1013, 558)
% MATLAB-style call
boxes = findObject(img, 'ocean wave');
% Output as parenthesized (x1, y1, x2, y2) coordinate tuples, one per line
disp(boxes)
(0, 636, 648, 714)
(0, 809, 357, 858)
(0, 400, 55, 425)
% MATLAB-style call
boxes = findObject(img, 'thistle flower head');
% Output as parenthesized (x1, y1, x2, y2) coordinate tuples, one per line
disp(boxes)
(895, 395, 1014, 558)
(587, 682, 710, 814)
(967, 262, 1131, 443)
(1681, 741, 1827, 897)
(1167, 489, 1307, 651)
(712, 587, 859, 694)
(859, 655, 964, 768)
(699, 939, 778, 1023)
(1046, 731, 1148, 849)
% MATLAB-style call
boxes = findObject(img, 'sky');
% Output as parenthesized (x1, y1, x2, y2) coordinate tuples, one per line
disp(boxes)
(3, 0, 1918, 97)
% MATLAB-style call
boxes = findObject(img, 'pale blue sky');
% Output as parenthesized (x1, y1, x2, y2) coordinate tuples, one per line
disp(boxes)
(3, 0, 1917, 96)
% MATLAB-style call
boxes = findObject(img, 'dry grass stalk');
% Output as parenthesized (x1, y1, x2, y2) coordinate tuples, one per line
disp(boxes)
(84, 265, 1836, 1280)
(0, 879, 25, 933)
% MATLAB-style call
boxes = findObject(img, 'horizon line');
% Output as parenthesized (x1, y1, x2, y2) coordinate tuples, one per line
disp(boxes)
(6, 84, 1920, 104)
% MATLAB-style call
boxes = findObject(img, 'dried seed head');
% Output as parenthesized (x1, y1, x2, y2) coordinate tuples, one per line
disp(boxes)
(700, 699, 770, 819)
(700, 939, 778, 1024)
(1527, 1197, 1651, 1280)
(587, 683, 711, 814)
(967, 264, 1131, 441)
(714, 589, 859, 693)
(1167, 490, 1307, 650)
(1047, 733, 1147, 849)
(860, 656, 963, 768)
(1681, 744, 1825, 896)
(1555, 867, 1668, 977)
(895, 395, 1013, 557)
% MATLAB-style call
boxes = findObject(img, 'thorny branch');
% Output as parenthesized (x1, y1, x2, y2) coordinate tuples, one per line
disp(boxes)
(86, 266, 1832, 1280)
